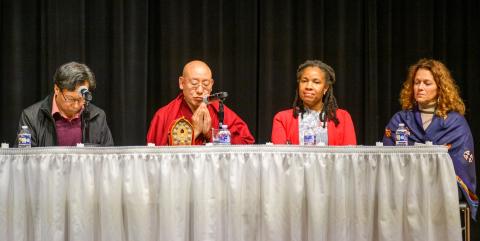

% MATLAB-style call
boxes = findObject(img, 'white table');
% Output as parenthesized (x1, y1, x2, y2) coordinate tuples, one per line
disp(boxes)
(0, 145, 461, 241)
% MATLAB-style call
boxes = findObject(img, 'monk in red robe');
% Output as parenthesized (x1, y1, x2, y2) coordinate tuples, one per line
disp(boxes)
(147, 60, 254, 145)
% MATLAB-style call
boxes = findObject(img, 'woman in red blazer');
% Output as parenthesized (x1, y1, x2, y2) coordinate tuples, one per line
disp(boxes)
(271, 60, 356, 145)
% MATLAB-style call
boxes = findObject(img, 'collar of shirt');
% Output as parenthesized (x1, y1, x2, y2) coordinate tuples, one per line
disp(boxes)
(304, 107, 321, 114)
(418, 104, 436, 114)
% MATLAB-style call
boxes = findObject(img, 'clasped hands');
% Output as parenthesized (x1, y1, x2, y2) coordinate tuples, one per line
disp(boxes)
(191, 103, 212, 140)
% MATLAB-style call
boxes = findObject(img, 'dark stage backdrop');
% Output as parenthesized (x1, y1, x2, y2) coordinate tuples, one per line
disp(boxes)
(1, 0, 480, 230)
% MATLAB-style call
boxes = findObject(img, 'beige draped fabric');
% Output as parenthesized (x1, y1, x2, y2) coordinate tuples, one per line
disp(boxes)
(0, 145, 461, 241)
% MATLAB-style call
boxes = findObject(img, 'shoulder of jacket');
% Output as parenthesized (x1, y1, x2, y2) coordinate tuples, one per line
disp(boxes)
(275, 108, 294, 117)
(23, 98, 49, 117)
(86, 103, 106, 117)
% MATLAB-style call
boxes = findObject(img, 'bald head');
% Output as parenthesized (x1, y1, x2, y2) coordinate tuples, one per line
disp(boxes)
(182, 60, 212, 79)
(179, 60, 214, 111)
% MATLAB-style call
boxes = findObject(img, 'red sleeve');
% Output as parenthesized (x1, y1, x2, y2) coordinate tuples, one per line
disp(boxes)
(271, 109, 299, 144)
(146, 112, 159, 144)
(338, 109, 357, 145)
(271, 112, 288, 144)
(146, 107, 170, 145)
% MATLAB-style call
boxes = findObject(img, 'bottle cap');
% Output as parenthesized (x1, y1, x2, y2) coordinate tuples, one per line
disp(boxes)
(221, 124, 228, 129)
(22, 125, 28, 129)
(399, 123, 405, 127)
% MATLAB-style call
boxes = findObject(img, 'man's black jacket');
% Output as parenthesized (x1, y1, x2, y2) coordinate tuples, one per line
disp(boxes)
(17, 95, 114, 146)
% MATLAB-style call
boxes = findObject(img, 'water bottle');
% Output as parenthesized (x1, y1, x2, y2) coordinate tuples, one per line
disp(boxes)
(217, 124, 231, 144)
(395, 123, 409, 146)
(303, 127, 316, 145)
(18, 125, 32, 148)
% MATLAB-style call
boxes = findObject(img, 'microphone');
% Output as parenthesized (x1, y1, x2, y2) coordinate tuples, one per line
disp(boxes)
(78, 86, 93, 102)
(203, 91, 228, 104)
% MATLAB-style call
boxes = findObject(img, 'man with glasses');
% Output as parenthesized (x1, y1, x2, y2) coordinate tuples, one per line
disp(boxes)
(16, 62, 114, 146)
(147, 60, 254, 145)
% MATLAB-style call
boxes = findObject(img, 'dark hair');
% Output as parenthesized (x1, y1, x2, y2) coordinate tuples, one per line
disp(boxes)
(53, 62, 96, 91)
(293, 60, 339, 126)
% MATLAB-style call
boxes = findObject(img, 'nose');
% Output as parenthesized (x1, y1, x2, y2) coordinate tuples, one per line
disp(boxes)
(196, 85, 204, 93)
(418, 83, 427, 91)
(305, 81, 313, 89)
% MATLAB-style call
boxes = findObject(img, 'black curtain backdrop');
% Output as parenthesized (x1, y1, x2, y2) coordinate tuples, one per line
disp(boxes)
(1, 0, 480, 234)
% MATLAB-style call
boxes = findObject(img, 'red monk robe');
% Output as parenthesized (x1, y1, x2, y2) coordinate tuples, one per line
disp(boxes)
(147, 93, 255, 145)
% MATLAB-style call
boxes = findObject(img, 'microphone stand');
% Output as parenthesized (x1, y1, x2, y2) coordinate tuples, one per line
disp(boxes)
(218, 96, 227, 129)
(219, 100, 224, 128)
(81, 100, 90, 144)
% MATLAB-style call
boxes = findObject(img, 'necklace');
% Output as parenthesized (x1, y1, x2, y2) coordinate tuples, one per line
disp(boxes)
(422, 116, 433, 125)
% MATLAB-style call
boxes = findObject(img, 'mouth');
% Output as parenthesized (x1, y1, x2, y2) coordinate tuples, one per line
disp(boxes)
(302, 93, 315, 98)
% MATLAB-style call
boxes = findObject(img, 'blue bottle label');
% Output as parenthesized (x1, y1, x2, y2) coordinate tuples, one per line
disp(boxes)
(218, 131, 231, 144)
(304, 134, 315, 145)
(395, 131, 408, 146)
(18, 133, 32, 146)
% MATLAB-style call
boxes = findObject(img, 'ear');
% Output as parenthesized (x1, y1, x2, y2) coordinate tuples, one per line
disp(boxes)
(179, 76, 184, 90)
(54, 84, 60, 95)
(323, 86, 329, 95)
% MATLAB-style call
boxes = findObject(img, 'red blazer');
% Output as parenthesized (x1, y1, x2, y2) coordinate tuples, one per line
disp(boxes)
(271, 108, 357, 145)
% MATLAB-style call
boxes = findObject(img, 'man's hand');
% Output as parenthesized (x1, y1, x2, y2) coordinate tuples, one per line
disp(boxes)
(191, 103, 212, 140)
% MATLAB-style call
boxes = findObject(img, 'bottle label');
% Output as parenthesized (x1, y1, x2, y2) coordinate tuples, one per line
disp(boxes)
(18, 133, 32, 147)
(217, 131, 231, 144)
(395, 132, 408, 146)
(396, 133, 407, 141)
(304, 134, 315, 145)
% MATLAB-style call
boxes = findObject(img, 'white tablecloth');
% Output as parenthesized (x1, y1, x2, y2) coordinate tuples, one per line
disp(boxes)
(0, 145, 461, 241)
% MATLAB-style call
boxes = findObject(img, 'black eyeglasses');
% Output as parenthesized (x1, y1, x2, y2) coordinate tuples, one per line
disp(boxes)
(60, 92, 85, 104)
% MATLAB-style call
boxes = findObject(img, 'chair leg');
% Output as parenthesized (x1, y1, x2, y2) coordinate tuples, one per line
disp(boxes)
(465, 206, 470, 241)
(460, 204, 470, 241)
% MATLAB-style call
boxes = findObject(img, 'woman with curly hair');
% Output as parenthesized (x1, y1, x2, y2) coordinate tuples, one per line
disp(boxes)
(271, 60, 356, 145)
(383, 58, 477, 218)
